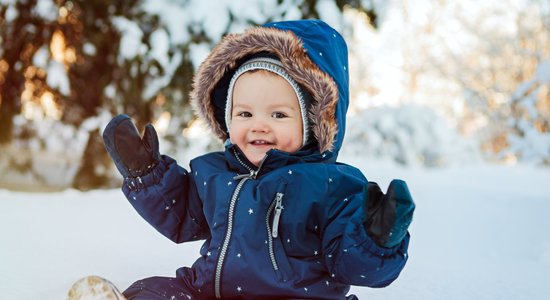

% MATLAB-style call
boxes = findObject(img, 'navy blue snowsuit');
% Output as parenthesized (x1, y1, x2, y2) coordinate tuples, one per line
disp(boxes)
(121, 20, 409, 299)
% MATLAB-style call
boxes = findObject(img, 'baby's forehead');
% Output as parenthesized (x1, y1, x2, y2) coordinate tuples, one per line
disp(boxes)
(232, 70, 298, 98)
(232, 101, 298, 110)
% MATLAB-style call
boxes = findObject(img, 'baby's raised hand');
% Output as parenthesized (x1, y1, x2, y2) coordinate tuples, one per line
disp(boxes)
(102, 114, 160, 178)
(363, 180, 415, 248)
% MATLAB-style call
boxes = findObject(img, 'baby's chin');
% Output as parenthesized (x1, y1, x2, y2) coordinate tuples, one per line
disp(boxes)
(246, 149, 270, 166)
(248, 154, 266, 166)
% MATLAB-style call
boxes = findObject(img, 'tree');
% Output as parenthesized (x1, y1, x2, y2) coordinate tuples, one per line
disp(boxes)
(416, 0, 550, 162)
(0, 0, 378, 191)
(345, 0, 550, 164)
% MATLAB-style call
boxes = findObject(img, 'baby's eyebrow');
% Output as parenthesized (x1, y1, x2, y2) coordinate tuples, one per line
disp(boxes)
(269, 104, 298, 111)
(232, 104, 251, 110)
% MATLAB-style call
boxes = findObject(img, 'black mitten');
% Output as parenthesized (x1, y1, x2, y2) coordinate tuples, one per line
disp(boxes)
(102, 114, 160, 178)
(364, 180, 415, 248)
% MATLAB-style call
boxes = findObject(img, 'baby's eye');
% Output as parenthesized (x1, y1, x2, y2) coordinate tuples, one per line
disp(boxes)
(271, 112, 287, 119)
(236, 111, 252, 118)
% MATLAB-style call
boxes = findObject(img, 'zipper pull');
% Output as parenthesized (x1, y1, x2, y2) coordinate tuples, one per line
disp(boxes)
(233, 169, 257, 180)
(233, 173, 249, 180)
(272, 193, 284, 238)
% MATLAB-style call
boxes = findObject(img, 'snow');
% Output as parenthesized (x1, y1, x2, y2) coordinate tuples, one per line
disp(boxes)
(504, 59, 550, 164)
(2, 4, 18, 26)
(82, 43, 97, 56)
(46, 60, 70, 96)
(537, 62, 550, 82)
(32, 0, 57, 22)
(316, 0, 344, 31)
(111, 17, 146, 60)
(344, 104, 481, 167)
(32, 46, 49, 69)
(142, 50, 183, 99)
(141, 0, 190, 45)
(188, 43, 211, 70)
(2, 160, 550, 299)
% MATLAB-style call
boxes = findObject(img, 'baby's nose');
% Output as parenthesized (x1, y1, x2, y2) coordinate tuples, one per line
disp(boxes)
(250, 117, 270, 132)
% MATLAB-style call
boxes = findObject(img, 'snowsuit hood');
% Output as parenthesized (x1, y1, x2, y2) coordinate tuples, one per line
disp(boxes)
(191, 19, 349, 157)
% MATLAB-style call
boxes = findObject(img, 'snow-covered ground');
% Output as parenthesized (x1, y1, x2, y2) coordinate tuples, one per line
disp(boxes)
(1, 159, 550, 299)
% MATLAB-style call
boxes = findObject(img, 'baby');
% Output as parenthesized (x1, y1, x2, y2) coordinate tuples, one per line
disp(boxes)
(79, 19, 414, 300)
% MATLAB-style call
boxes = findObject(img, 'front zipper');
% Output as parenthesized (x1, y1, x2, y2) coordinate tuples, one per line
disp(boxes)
(266, 192, 284, 272)
(214, 151, 268, 299)
(214, 175, 249, 299)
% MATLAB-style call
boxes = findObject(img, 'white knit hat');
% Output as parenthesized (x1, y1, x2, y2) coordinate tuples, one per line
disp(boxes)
(225, 56, 310, 147)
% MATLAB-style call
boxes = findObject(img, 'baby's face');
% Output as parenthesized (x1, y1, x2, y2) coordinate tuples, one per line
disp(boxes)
(229, 70, 303, 166)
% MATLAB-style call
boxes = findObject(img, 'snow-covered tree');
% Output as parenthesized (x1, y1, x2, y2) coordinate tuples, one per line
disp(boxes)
(345, 0, 550, 165)
(504, 62, 550, 164)
(0, 0, 376, 190)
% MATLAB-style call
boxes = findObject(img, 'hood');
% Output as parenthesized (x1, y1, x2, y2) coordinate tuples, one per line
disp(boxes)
(190, 19, 349, 156)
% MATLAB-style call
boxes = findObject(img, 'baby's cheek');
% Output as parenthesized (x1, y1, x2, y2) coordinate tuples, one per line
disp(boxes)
(228, 124, 243, 143)
(280, 134, 302, 152)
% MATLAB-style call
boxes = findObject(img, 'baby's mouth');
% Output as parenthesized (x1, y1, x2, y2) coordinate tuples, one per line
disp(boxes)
(250, 140, 274, 146)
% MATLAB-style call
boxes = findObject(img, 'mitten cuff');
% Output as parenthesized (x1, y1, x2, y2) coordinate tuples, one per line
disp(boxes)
(122, 155, 176, 192)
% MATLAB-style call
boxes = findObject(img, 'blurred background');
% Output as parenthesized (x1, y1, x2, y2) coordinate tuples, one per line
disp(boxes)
(1, 0, 549, 192)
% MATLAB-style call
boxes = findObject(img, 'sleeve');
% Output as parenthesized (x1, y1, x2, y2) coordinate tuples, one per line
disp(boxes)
(121, 155, 209, 243)
(320, 175, 410, 288)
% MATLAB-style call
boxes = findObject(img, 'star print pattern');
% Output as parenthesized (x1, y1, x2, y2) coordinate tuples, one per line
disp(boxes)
(135, 180, 398, 295)
(279, 185, 392, 288)
(226, 172, 383, 292)
(156, 142, 406, 298)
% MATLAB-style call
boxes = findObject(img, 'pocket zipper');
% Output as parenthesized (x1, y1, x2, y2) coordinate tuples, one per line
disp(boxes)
(266, 192, 284, 271)
(271, 193, 284, 238)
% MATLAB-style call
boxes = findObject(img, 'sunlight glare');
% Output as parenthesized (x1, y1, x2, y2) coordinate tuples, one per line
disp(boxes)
(50, 30, 66, 63)
(182, 119, 206, 139)
(40, 91, 62, 120)
(21, 81, 39, 120)
(154, 111, 171, 135)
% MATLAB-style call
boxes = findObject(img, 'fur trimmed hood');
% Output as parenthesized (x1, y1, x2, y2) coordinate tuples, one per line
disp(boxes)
(190, 20, 349, 155)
